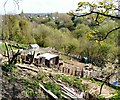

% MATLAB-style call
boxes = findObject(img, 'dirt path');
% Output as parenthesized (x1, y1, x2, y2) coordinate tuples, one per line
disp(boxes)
(82, 80, 116, 97)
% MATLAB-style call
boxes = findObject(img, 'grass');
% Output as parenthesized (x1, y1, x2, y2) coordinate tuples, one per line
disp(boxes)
(90, 78, 103, 86)
(59, 54, 71, 62)
(53, 74, 88, 91)
(0, 42, 29, 50)
(44, 82, 62, 98)
(0, 43, 6, 51)
(18, 43, 28, 49)
(0, 43, 17, 52)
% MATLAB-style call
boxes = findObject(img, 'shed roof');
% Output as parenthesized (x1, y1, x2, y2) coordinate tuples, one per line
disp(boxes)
(29, 44, 39, 48)
(39, 53, 58, 60)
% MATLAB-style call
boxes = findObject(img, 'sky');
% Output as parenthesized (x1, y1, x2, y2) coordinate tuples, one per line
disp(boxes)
(0, 0, 94, 14)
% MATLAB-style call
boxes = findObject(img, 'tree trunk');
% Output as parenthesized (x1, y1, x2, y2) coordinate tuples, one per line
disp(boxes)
(99, 73, 114, 95)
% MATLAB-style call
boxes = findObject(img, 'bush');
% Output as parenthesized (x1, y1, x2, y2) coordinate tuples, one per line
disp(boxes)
(23, 79, 40, 97)
(97, 95, 105, 100)
(44, 82, 62, 98)
(2, 64, 16, 72)
(54, 74, 87, 91)
(111, 90, 120, 100)
(37, 70, 47, 81)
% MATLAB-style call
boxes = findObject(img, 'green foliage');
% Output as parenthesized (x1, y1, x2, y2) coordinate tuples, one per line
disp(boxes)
(45, 21, 57, 28)
(2, 64, 16, 72)
(72, 24, 91, 39)
(2, 15, 35, 44)
(23, 79, 40, 97)
(44, 82, 62, 98)
(24, 86, 38, 97)
(5, 75, 17, 82)
(73, 17, 83, 26)
(111, 90, 120, 100)
(2, 10, 118, 69)
(18, 43, 28, 49)
(36, 17, 49, 24)
(77, 0, 117, 16)
(0, 43, 6, 51)
(33, 24, 53, 47)
(97, 95, 105, 100)
(18, 19, 35, 43)
(23, 79, 39, 89)
(54, 74, 88, 91)
(37, 70, 47, 81)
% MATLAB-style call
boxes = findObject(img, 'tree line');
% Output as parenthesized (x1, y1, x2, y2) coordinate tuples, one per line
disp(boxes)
(0, 0, 119, 68)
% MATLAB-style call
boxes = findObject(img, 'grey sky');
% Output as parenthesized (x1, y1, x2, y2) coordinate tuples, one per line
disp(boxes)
(0, 0, 94, 14)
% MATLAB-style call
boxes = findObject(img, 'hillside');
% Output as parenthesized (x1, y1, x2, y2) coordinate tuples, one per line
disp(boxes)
(0, 41, 120, 99)
(0, 0, 120, 99)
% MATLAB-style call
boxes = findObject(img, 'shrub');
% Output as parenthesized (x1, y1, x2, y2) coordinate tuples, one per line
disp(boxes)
(2, 64, 16, 72)
(44, 82, 62, 98)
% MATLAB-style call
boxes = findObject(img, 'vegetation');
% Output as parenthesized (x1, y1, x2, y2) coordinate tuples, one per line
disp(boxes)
(2, 63, 16, 72)
(44, 82, 62, 98)
(111, 90, 120, 100)
(97, 95, 105, 100)
(54, 74, 88, 92)
(1, 5, 118, 67)
(22, 78, 40, 98)
(1, 0, 120, 99)
(0, 43, 6, 51)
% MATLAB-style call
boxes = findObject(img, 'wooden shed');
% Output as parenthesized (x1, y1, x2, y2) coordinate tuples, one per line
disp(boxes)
(34, 55, 45, 67)
(39, 53, 59, 67)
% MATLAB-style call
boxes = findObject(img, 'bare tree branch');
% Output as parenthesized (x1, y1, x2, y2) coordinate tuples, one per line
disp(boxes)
(95, 26, 120, 41)
(9, 44, 14, 55)
(99, 73, 115, 95)
(74, 11, 120, 19)
(4, 0, 20, 15)
(74, 12, 93, 17)
(10, 49, 21, 64)
(4, 43, 10, 64)
(14, 0, 19, 10)
(3, 0, 9, 15)
(95, 13, 99, 25)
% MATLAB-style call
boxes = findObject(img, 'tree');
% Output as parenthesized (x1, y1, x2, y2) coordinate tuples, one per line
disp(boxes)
(18, 19, 34, 43)
(33, 24, 54, 47)
(45, 21, 57, 29)
(2, 15, 34, 44)
(72, 24, 92, 39)
(70, 0, 120, 41)
(71, 0, 120, 97)
(73, 17, 83, 26)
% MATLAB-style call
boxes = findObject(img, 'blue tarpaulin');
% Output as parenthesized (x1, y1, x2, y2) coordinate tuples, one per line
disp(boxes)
(113, 81, 118, 86)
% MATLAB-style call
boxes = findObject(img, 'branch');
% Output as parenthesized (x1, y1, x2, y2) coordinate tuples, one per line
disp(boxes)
(99, 73, 115, 95)
(74, 12, 93, 17)
(14, 0, 19, 10)
(96, 26, 120, 41)
(3, 0, 9, 14)
(95, 13, 99, 25)
(10, 50, 21, 64)
(9, 44, 14, 55)
(4, 43, 10, 64)
(4, 0, 19, 14)
(92, 11, 120, 19)
(74, 11, 120, 19)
